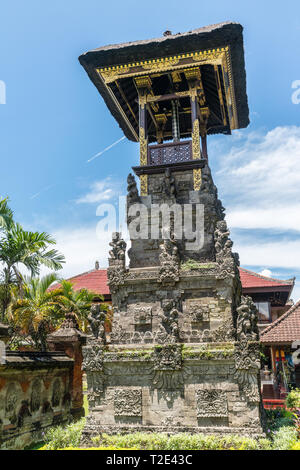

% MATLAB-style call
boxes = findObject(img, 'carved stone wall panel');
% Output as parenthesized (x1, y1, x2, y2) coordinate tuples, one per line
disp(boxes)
(114, 389, 142, 417)
(196, 389, 228, 418)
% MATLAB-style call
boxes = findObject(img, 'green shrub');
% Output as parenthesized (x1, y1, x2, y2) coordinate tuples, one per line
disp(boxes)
(265, 407, 295, 432)
(285, 389, 300, 409)
(271, 426, 298, 450)
(90, 432, 270, 450)
(42, 418, 86, 450)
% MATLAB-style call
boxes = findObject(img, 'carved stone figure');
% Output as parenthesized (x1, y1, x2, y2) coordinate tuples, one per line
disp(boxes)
(188, 303, 210, 323)
(133, 306, 152, 325)
(236, 296, 259, 342)
(18, 400, 31, 427)
(30, 379, 42, 413)
(162, 168, 176, 198)
(5, 383, 19, 419)
(51, 379, 61, 408)
(88, 304, 106, 343)
(109, 232, 126, 261)
(153, 344, 182, 371)
(158, 236, 179, 285)
(127, 173, 140, 204)
(214, 220, 231, 260)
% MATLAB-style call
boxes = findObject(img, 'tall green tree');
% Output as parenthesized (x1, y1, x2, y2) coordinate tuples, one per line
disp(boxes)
(0, 198, 65, 320)
(9, 273, 63, 350)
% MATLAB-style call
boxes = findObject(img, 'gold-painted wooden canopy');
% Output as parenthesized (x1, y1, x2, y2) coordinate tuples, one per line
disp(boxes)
(79, 22, 249, 144)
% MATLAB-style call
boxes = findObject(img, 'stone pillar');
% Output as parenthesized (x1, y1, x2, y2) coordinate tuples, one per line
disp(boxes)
(0, 323, 9, 365)
(47, 313, 87, 419)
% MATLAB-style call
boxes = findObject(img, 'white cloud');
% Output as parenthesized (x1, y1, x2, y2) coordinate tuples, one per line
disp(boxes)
(35, 226, 111, 280)
(75, 178, 119, 204)
(216, 126, 300, 231)
(227, 206, 300, 231)
(259, 269, 272, 278)
(235, 239, 300, 270)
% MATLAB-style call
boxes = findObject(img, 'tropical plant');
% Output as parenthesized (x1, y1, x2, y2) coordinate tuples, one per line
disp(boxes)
(8, 273, 63, 350)
(52, 280, 107, 331)
(286, 388, 300, 409)
(0, 219, 65, 320)
(0, 197, 13, 230)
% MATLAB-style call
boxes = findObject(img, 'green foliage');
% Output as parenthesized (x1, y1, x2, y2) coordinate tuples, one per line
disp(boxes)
(53, 280, 107, 331)
(90, 432, 271, 450)
(36, 419, 300, 451)
(286, 388, 300, 409)
(271, 426, 298, 450)
(0, 197, 13, 231)
(265, 407, 295, 432)
(42, 418, 86, 450)
(0, 198, 65, 321)
(8, 273, 62, 350)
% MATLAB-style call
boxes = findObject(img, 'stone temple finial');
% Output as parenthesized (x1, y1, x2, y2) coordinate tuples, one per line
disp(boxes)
(95, 260, 99, 270)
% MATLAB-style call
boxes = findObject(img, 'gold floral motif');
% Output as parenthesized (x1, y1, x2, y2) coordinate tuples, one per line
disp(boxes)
(141, 58, 180, 72)
(193, 168, 202, 191)
(139, 127, 148, 165)
(140, 174, 148, 196)
(192, 119, 201, 160)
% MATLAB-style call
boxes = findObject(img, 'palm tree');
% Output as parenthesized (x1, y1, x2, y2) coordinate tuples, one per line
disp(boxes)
(0, 197, 13, 230)
(9, 273, 63, 350)
(0, 222, 65, 320)
(53, 280, 103, 331)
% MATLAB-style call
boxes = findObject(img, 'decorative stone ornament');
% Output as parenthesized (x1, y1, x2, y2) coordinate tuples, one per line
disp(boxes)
(196, 390, 228, 418)
(114, 389, 142, 417)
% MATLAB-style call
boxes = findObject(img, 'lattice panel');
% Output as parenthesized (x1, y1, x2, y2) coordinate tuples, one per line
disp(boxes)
(148, 141, 192, 165)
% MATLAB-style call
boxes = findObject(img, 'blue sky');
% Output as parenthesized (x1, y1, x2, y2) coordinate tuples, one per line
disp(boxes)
(1, 1, 300, 299)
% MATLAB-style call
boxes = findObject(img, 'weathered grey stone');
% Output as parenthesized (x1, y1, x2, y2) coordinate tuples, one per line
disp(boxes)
(82, 162, 264, 441)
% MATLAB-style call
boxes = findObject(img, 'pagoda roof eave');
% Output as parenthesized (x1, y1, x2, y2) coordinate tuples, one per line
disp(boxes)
(79, 22, 249, 142)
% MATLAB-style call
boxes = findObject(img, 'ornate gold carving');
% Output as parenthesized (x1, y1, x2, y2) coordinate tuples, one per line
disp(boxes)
(155, 113, 167, 125)
(138, 94, 148, 110)
(193, 168, 202, 191)
(184, 67, 201, 81)
(192, 119, 201, 160)
(134, 75, 152, 89)
(171, 71, 182, 83)
(97, 47, 229, 82)
(96, 45, 238, 131)
(139, 127, 148, 165)
(140, 174, 148, 196)
(141, 57, 180, 72)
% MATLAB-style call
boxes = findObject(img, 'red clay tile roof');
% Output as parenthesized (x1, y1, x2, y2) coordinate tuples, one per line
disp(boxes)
(260, 300, 300, 344)
(50, 268, 110, 296)
(239, 268, 294, 289)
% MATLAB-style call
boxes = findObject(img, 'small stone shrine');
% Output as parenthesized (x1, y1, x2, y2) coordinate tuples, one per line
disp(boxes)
(79, 22, 264, 438)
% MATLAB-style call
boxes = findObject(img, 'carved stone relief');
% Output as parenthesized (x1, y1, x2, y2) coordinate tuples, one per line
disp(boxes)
(114, 389, 142, 417)
(196, 390, 228, 418)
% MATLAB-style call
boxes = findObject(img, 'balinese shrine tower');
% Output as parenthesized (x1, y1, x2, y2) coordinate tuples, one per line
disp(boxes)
(79, 22, 264, 438)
